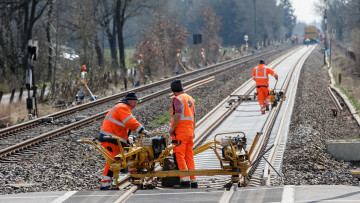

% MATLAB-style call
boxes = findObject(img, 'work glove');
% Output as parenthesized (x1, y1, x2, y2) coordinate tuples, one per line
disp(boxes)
(275, 75, 278, 80)
(127, 136, 134, 147)
(142, 130, 151, 137)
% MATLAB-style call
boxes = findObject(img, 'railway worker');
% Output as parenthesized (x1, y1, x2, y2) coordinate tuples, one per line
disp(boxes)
(252, 59, 278, 114)
(199, 48, 206, 68)
(174, 49, 181, 75)
(76, 65, 88, 104)
(134, 54, 144, 87)
(216, 45, 222, 64)
(169, 80, 198, 189)
(98, 91, 150, 190)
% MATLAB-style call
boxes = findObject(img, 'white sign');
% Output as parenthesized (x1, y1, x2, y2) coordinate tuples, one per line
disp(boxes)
(244, 35, 248, 41)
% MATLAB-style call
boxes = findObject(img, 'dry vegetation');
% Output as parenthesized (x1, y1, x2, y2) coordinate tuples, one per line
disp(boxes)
(330, 28, 360, 113)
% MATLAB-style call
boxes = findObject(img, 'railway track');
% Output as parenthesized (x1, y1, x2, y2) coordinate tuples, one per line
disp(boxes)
(0, 48, 279, 139)
(111, 46, 316, 202)
(0, 46, 299, 160)
(2, 45, 325, 202)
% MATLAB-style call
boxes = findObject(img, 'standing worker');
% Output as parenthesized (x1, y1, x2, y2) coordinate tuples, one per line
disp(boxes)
(169, 80, 198, 189)
(199, 48, 206, 68)
(252, 59, 278, 114)
(98, 92, 150, 190)
(134, 54, 144, 87)
(174, 49, 181, 75)
(216, 45, 222, 64)
(76, 65, 88, 104)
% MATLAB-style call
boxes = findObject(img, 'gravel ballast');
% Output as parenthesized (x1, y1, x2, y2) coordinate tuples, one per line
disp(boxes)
(1, 45, 359, 195)
(281, 45, 360, 186)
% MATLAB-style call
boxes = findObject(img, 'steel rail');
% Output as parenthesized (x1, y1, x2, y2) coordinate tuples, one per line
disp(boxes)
(193, 46, 304, 147)
(0, 49, 280, 138)
(327, 87, 343, 112)
(247, 46, 317, 186)
(0, 76, 216, 158)
(262, 46, 317, 185)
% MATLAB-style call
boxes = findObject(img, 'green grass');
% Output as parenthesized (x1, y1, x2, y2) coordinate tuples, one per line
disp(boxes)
(149, 111, 171, 128)
(332, 69, 360, 116)
(335, 83, 360, 112)
(194, 97, 202, 103)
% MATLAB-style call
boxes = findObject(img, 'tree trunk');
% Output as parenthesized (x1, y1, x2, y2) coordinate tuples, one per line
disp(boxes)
(116, 0, 128, 90)
(94, 36, 104, 68)
(46, 0, 54, 82)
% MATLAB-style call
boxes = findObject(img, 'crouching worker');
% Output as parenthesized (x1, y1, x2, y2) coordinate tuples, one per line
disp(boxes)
(98, 91, 150, 190)
(169, 80, 198, 189)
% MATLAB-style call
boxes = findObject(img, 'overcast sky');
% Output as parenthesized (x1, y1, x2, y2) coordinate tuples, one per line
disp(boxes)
(290, 0, 322, 24)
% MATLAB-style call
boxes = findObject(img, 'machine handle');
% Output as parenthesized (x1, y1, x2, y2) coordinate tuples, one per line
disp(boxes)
(75, 139, 83, 143)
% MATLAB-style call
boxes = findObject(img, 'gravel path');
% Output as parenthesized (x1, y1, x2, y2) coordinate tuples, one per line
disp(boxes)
(281, 45, 360, 186)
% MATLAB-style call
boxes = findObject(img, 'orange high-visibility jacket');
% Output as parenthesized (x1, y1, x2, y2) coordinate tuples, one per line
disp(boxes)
(171, 93, 195, 135)
(252, 64, 278, 86)
(101, 103, 143, 143)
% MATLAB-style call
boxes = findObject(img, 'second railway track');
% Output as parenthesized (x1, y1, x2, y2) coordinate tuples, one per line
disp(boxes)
(0, 46, 296, 158)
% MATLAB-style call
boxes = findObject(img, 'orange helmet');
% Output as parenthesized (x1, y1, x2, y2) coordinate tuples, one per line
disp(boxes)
(201, 48, 204, 51)
(139, 54, 143, 58)
(81, 65, 86, 70)
(177, 49, 181, 53)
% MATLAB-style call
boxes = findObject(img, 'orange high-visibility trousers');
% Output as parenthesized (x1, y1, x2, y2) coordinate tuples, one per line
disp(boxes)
(173, 134, 196, 182)
(101, 142, 120, 177)
(256, 86, 270, 113)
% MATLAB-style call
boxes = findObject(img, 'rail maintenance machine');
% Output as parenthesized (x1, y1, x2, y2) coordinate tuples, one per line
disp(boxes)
(78, 131, 263, 189)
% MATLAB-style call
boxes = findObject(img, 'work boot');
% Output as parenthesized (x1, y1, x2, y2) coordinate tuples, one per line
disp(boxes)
(266, 105, 269, 111)
(191, 182, 198, 189)
(174, 181, 190, 189)
(100, 180, 118, 190)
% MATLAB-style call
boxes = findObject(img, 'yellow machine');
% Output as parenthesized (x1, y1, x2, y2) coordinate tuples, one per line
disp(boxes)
(269, 80, 286, 108)
(78, 131, 260, 188)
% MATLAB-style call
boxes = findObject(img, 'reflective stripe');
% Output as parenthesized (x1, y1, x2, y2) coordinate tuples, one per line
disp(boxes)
(171, 117, 194, 121)
(100, 130, 127, 143)
(105, 116, 125, 127)
(104, 103, 127, 127)
(180, 177, 190, 182)
(253, 66, 269, 79)
(108, 103, 121, 117)
(176, 96, 194, 121)
(100, 182, 111, 187)
(135, 125, 143, 132)
(102, 175, 112, 181)
(122, 115, 133, 124)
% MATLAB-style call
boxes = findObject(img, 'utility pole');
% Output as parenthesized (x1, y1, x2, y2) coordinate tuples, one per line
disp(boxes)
(324, 0, 328, 65)
(253, 0, 257, 49)
(324, 0, 327, 50)
(26, 40, 38, 119)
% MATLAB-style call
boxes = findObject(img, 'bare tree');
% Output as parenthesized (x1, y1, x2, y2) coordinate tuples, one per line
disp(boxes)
(135, 14, 188, 78)
(199, 4, 222, 65)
